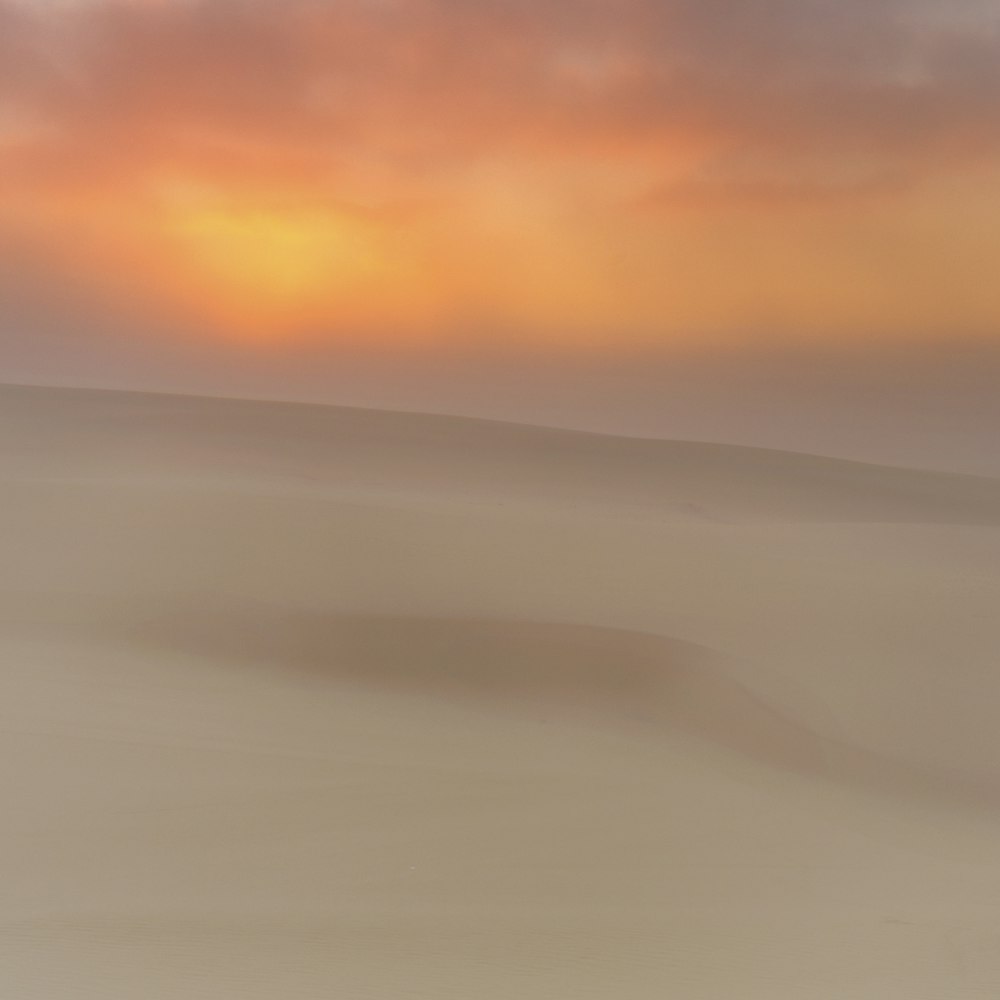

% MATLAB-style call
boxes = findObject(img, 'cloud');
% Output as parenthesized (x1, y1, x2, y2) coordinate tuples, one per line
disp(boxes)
(1, 0, 999, 343)
(1, 0, 998, 201)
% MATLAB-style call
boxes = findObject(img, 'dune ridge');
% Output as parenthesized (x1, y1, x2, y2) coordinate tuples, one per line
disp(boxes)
(5, 381, 1000, 523)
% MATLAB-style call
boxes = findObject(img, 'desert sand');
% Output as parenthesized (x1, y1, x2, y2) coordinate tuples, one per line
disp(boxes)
(2, 381, 999, 998)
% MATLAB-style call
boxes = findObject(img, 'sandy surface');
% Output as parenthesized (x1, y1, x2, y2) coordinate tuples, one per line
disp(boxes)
(2, 382, 999, 998)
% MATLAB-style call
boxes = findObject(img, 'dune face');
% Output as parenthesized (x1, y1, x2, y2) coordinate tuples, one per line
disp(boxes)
(2, 383, 1000, 998)
(6, 382, 1000, 523)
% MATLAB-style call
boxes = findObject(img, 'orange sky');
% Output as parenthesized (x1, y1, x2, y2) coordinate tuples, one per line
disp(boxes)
(1, 0, 1000, 347)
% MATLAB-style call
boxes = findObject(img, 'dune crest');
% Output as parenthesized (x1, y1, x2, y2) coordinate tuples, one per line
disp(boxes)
(4, 381, 1000, 523)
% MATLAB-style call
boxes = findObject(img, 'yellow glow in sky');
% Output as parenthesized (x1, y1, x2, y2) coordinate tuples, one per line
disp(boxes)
(164, 205, 380, 334)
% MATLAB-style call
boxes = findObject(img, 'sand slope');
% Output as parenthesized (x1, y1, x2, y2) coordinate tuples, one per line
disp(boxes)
(5, 381, 1000, 522)
(2, 383, 1000, 998)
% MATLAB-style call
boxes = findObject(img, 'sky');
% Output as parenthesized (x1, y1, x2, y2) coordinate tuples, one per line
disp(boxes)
(1, 0, 999, 466)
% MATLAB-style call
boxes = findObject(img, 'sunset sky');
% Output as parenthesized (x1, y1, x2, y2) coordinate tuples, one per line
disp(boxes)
(2, 0, 999, 345)
(1, 0, 1000, 468)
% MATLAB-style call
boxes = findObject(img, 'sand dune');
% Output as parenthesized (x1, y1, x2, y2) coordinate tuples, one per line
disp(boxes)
(2, 382, 1000, 998)
(6, 381, 1000, 523)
